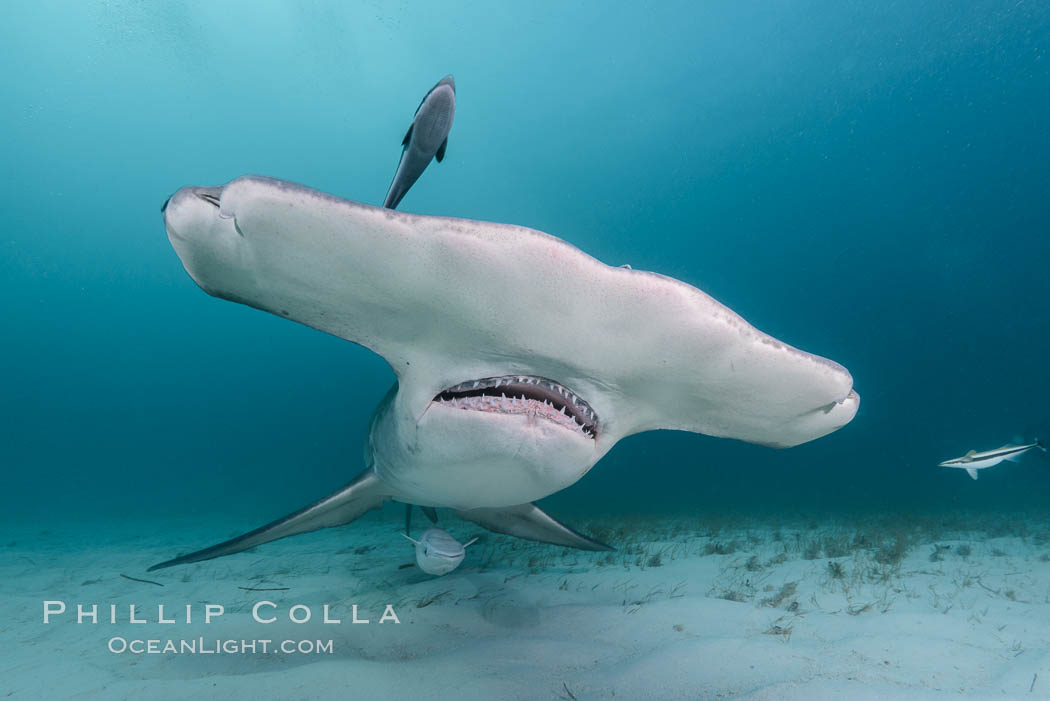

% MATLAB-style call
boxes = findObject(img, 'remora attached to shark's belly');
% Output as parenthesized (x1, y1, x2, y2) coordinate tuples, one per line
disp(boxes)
(152, 176, 859, 570)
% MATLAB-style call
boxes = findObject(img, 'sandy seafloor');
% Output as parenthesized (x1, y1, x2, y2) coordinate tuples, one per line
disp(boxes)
(5, 511, 1050, 700)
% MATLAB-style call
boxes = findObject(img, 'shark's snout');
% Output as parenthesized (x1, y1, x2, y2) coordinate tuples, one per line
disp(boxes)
(162, 183, 249, 299)
(161, 185, 222, 217)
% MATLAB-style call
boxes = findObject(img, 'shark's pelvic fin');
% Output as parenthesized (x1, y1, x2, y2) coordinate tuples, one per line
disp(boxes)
(966, 467, 979, 480)
(148, 469, 390, 571)
(456, 503, 613, 551)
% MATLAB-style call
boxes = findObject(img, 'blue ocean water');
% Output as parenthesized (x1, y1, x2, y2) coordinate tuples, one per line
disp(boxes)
(3, 0, 1050, 532)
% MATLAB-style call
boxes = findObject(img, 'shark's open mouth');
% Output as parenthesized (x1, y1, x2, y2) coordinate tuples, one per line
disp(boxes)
(435, 376, 598, 438)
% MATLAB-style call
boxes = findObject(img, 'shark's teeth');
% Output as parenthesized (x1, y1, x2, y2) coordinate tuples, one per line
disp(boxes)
(435, 375, 598, 438)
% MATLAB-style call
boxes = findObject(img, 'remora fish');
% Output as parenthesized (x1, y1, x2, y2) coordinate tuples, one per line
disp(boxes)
(939, 440, 1046, 480)
(383, 75, 456, 209)
(402, 528, 477, 576)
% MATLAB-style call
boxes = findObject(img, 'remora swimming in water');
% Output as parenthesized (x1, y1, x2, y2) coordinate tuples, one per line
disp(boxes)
(150, 176, 859, 570)
(383, 75, 455, 209)
(402, 528, 477, 576)
(939, 440, 1046, 480)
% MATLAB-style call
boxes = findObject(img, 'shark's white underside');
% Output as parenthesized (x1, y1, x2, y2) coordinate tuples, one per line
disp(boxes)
(169, 175, 858, 450)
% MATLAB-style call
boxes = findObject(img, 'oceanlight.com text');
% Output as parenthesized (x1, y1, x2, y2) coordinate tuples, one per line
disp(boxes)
(108, 637, 335, 655)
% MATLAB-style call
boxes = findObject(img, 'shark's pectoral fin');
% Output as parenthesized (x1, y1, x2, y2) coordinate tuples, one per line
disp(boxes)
(435, 137, 448, 162)
(402, 124, 414, 146)
(966, 467, 979, 480)
(456, 503, 613, 551)
(148, 469, 391, 571)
